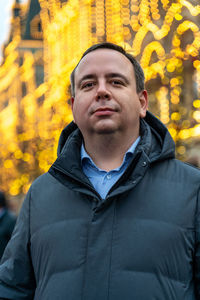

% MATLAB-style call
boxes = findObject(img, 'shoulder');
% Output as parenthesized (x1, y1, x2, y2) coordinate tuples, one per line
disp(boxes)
(173, 159, 200, 176)
(165, 158, 200, 187)
(151, 158, 200, 188)
(25, 171, 65, 204)
(31, 172, 56, 188)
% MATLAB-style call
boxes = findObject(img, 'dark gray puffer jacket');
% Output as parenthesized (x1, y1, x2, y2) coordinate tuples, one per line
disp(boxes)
(0, 111, 200, 300)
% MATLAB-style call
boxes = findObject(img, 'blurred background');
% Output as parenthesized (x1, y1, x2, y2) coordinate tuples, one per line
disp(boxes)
(0, 0, 199, 212)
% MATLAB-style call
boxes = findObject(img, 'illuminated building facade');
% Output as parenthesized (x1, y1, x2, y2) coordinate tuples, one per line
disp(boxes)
(0, 0, 44, 197)
(0, 0, 200, 198)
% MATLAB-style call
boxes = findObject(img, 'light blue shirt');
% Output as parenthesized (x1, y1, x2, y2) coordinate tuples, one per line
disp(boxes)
(81, 137, 140, 200)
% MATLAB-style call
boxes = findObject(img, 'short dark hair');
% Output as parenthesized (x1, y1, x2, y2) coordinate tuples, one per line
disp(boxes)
(70, 42, 145, 97)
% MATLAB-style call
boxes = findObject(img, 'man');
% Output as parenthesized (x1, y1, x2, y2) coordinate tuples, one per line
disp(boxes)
(0, 42, 200, 299)
(0, 191, 16, 259)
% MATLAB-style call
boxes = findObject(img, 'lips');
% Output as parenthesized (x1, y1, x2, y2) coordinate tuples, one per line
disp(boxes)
(93, 107, 115, 116)
(95, 107, 115, 112)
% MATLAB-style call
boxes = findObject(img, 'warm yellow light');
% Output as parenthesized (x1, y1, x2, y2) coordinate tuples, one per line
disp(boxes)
(170, 78, 179, 87)
(171, 95, 180, 105)
(171, 112, 181, 121)
(177, 145, 186, 155)
(175, 14, 183, 21)
(193, 111, 200, 122)
(168, 128, 177, 140)
(23, 153, 31, 162)
(14, 150, 23, 159)
(180, 0, 200, 17)
(193, 60, 200, 69)
(192, 125, 200, 137)
(167, 63, 175, 73)
(4, 160, 13, 169)
(193, 100, 200, 108)
(178, 129, 191, 140)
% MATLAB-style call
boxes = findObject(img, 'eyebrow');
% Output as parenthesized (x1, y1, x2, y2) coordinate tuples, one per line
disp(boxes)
(77, 74, 96, 89)
(77, 72, 130, 89)
(105, 73, 130, 84)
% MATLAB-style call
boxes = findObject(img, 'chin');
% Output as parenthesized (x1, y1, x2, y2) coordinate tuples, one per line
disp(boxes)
(96, 129, 116, 135)
(93, 120, 119, 134)
(94, 125, 118, 135)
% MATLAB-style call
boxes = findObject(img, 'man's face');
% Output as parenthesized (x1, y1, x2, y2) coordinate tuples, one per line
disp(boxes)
(71, 49, 148, 139)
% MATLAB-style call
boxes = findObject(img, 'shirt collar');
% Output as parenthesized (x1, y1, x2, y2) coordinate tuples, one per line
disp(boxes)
(81, 136, 140, 171)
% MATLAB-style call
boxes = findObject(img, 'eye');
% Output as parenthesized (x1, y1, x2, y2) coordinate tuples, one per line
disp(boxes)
(111, 79, 124, 86)
(81, 81, 95, 89)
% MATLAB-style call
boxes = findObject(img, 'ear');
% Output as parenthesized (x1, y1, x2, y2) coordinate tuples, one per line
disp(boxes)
(139, 90, 148, 118)
(71, 97, 75, 110)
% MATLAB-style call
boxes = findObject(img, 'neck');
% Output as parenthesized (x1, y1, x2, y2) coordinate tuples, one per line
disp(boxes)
(83, 132, 139, 171)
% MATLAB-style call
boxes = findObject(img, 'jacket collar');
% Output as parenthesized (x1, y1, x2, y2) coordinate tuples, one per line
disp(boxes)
(48, 111, 175, 201)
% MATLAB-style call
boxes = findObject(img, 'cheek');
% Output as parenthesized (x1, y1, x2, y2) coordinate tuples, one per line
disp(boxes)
(125, 100, 142, 120)
(72, 101, 87, 122)
(72, 103, 80, 121)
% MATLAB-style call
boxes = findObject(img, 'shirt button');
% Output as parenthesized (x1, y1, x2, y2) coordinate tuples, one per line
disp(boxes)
(142, 162, 147, 167)
(106, 174, 112, 179)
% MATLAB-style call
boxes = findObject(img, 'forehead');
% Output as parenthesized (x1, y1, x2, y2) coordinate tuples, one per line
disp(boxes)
(74, 49, 135, 81)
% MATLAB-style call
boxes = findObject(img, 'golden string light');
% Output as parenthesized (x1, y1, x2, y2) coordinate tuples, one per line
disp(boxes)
(156, 87, 170, 124)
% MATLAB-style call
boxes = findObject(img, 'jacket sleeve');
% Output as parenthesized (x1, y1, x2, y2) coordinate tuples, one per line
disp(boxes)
(195, 185, 200, 299)
(0, 188, 36, 300)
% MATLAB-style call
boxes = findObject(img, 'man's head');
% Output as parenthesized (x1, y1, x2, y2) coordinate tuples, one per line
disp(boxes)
(70, 42, 145, 97)
(70, 42, 148, 142)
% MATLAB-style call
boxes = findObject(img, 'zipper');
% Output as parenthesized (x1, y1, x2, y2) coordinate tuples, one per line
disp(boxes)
(106, 150, 142, 198)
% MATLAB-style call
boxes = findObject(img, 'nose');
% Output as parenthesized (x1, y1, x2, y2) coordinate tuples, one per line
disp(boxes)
(95, 81, 111, 101)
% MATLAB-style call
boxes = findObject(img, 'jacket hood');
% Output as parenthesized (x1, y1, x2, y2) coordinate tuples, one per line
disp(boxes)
(56, 111, 175, 163)
(140, 111, 175, 162)
(57, 121, 79, 156)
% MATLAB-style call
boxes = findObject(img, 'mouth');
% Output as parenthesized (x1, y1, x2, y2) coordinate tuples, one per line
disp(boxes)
(93, 107, 116, 116)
